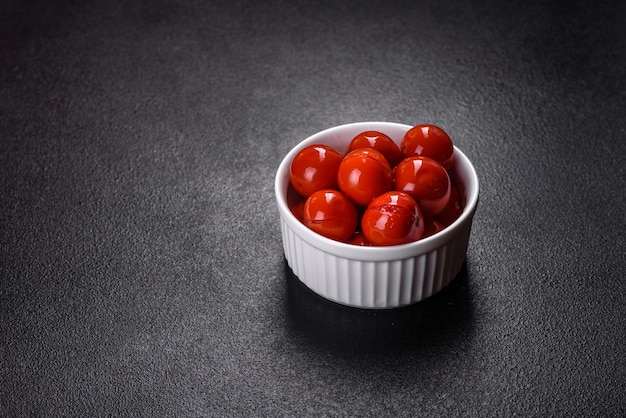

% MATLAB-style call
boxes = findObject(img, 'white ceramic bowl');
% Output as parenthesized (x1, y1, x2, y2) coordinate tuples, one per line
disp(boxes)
(275, 122, 479, 309)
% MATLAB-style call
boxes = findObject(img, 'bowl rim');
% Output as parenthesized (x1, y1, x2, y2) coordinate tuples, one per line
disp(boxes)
(274, 121, 479, 262)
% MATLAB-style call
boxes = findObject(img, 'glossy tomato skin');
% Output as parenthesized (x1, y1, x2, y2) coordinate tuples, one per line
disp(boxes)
(361, 191, 424, 246)
(348, 231, 372, 246)
(290, 144, 343, 198)
(423, 217, 445, 238)
(347, 131, 403, 168)
(401, 124, 454, 170)
(394, 156, 451, 217)
(337, 148, 393, 207)
(289, 199, 306, 223)
(436, 185, 463, 226)
(303, 189, 358, 242)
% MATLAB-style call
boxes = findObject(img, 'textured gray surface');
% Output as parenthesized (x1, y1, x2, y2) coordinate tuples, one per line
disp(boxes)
(2, 0, 625, 416)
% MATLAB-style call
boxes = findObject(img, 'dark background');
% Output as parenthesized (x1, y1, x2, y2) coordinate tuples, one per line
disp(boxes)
(2, 0, 625, 416)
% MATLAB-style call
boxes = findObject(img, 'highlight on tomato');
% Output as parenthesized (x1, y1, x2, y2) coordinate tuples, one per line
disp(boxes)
(303, 189, 358, 242)
(393, 156, 451, 217)
(289, 144, 343, 198)
(400, 124, 454, 170)
(361, 191, 424, 246)
(346, 131, 403, 168)
(337, 148, 393, 207)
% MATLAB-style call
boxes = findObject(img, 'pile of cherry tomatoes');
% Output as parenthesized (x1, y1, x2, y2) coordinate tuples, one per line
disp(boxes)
(288, 124, 464, 246)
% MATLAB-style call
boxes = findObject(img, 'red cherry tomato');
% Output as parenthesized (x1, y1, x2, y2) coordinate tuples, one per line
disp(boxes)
(423, 217, 445, 238)
(401, 124, 454, 169)
(436, 185, 464, 226)
(348, 231, 372, 246)
(337, 148, 393, 207)
(347, 131, 403, 167)
(394, 156, 451, 217)
(289, 199, 305, 223)
(361, 191, 424, 246)
(303, 189, 358, 242)
(290, 144, 343, 198)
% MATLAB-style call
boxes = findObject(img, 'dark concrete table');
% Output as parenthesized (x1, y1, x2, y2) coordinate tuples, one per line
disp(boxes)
(2, 0, 625, 416)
